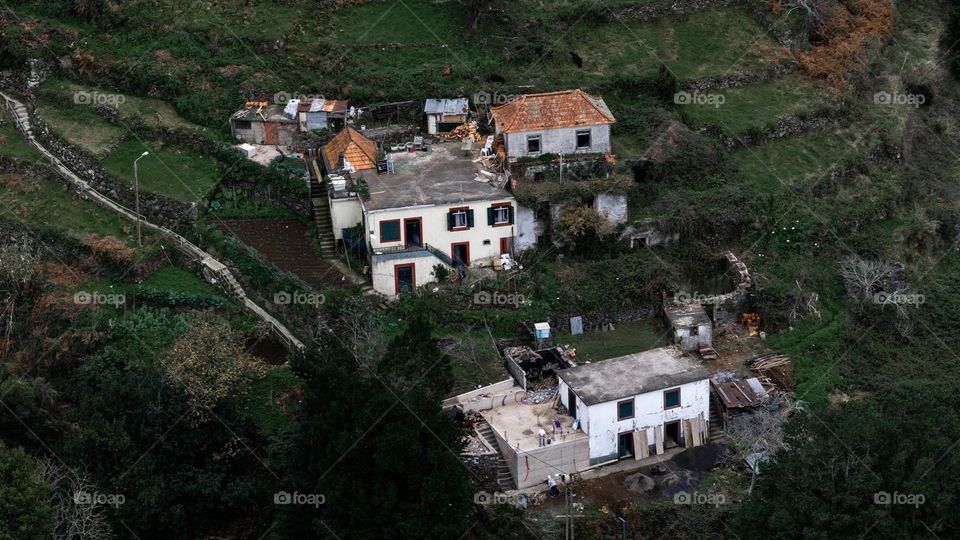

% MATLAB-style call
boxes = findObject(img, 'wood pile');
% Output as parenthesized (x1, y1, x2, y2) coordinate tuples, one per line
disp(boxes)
(747, 353, 794, 391)
(741, 312, 761, 336)
(699, 344, 719, 361)
(445, 121, 482, 142)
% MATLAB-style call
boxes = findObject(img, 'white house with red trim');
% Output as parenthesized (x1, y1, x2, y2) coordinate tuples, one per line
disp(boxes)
(321, 130, 537, 297)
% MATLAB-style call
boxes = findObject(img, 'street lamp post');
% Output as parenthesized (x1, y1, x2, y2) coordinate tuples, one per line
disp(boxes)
(133, 151, 149, 246)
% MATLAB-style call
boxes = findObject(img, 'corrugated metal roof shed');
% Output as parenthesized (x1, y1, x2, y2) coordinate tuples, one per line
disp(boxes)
(424, 98, 469, 115)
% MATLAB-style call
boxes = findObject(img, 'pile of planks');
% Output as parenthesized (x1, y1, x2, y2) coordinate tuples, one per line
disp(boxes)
(747, 353, 793, 391)
(445, 121, 482, 142)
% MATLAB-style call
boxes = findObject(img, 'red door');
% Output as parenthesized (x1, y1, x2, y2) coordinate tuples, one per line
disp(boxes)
(264, 122, 279, 145)
(500, 237, 511, 255)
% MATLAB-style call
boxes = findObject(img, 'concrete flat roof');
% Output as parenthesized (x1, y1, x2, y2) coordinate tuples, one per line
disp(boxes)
(664, 303, 711, 328)
(559, 346, 710, 406)
(362, 143, 508, 211)
(482, 393, 587, 453)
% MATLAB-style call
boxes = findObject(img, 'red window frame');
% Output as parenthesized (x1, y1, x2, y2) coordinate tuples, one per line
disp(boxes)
(491, 202, 512, 228)
(394, 263, 416, 295)
(379, 219, 401, 243)
(449, 206, 470, 231)
(451, 242, 470, 266)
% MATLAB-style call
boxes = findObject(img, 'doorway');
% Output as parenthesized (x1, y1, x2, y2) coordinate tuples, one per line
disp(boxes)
(664, 420, 682, 449)
(264, 122, 278, 145)
(500, 237, 511, 255)
(394, 263, 416, 294)
(451, 242, 470, 266)
(618, 431, 635, 459)
(567, 388, 577, 418)
(404, 217, 423, 248)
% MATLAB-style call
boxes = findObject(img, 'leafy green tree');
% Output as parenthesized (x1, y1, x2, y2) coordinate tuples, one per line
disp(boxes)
(731, 384, 960, 539)
(272, 314, 474, 539)
(58, 340, 266, 537)
(0, 442, 52, 540)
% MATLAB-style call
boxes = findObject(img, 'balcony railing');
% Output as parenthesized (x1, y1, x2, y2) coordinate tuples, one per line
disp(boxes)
(371, 243, 453, 267)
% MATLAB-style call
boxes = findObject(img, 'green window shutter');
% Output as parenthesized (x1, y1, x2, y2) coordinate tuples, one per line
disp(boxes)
(447, 212, 455, 231)
(508, 206, 515, 224)
(467, 209, 475, 228)
(487, 207, 495, 226)
(382, 221, 400, 241)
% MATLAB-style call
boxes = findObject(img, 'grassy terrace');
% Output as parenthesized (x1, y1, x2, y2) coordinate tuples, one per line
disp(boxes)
(0, 109, 43, 162)
(101, 138, 220, 203)
(680, 76, 834, 133)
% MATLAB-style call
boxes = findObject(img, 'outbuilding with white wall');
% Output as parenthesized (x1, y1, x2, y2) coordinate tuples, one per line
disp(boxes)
(558, 346, 711, 465)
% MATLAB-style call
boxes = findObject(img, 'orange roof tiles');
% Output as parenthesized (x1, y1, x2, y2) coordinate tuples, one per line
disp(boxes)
(490, 89, 616, 133)
(324, 127, 377, 171)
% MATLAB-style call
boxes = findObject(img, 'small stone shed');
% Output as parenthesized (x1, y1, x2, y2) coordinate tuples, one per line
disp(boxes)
(664, 303, 713, 353)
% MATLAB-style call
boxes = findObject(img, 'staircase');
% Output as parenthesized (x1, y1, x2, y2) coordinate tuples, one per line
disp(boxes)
(476, 421, 515, 490)
(312, 193, 337, 258)
(708, 401, 726, 443)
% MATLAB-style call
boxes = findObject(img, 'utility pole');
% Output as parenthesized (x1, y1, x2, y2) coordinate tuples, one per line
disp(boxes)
(133, 151, 149, 246)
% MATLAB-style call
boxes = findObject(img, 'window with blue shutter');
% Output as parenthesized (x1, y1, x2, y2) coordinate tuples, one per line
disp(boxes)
(380, 220, 401, 242)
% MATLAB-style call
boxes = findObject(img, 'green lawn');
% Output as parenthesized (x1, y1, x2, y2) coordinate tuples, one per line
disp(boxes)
(141, 266, 220, 295)
(241, 366, 300, 434)
(680, 76, 832, 133)
(0, 109, 44, 162)
(0, 172, 138, 244)
(729, 123, 881, 192)
(557, 319, 669, 362)
(35, 102, 125, 156)
(101, 138, 220, 202)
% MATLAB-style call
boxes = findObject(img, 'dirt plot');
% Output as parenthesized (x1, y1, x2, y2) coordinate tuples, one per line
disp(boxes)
(217, 218, 351, 290)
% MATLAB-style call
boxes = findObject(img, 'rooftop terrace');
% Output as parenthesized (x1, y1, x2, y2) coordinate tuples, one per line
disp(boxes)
(362, 143, 508, 211)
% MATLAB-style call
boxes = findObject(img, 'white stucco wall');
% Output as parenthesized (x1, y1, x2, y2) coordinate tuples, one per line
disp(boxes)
(370, 253, 441, 297)
(559, 378, 710, 463)
(515, 205, 541, 251)
(503, 125, 611, 159)
(365, 197, 536, 296)
(594, 193, 627, 227)
(328, 197, 363, 240)
(674, 323, 713, 352)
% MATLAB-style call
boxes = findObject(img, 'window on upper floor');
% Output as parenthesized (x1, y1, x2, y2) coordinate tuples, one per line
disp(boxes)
(664, 388, 681, 409)
(380, 220, 401, 242)
(489, 204, 514, 226)
(576, 129, 591, 149)
(617, 399, 634, 420)
(448, 208, 474, 230)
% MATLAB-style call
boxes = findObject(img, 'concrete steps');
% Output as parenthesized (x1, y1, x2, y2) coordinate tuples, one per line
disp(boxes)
(476, 422, 515, 490)
(311, 196, 337, 257)
(708, 406, 726, 443)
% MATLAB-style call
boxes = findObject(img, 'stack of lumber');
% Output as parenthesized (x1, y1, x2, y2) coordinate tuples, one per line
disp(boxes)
(445, 121, 482, 142)
(741, 312, 761, 336)
(747, 353, 794, 391)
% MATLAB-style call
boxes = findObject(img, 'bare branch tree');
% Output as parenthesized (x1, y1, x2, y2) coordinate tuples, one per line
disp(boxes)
(38, 458, 113, 540)
(837, 255, 897, 304)
(722, 396, 803, 493)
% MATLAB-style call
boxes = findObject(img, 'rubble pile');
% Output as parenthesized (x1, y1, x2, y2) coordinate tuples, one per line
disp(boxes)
(463, 435, 489, 454)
